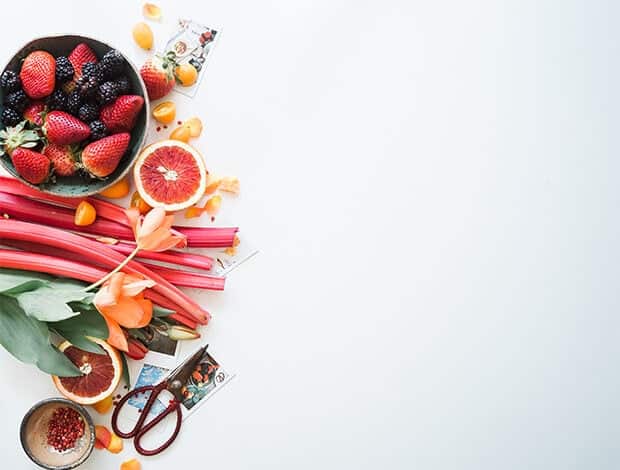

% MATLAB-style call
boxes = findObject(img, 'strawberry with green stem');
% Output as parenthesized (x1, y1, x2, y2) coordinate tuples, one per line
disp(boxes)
(140, 51, 177, 100)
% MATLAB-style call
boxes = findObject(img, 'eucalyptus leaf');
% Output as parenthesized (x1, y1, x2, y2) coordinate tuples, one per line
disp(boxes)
(50, 309, 109, 354)
(153, 305, 175, 318)
(0, 295, 81, 377)
(11, 279, 92, 322)
(0, 268, 51, 295)
(120, 352, 131, 388)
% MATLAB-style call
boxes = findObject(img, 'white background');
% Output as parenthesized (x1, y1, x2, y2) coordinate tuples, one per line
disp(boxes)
(0, 0, 618, 469)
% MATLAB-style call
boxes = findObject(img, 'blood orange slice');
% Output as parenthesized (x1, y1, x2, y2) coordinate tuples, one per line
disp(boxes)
(52, 337, 122, 405)
(133, 140, 207, 211)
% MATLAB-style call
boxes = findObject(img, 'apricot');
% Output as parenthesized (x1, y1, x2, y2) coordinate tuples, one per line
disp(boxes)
(92, 395, 113, 414)
(108, 432, 124, 454)
(94, 425, 111, 450)
(121, 459, 142, 470)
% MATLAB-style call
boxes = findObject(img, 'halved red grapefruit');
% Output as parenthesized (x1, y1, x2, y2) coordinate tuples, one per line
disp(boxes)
(52, 337, 122, 405)
(133, 140, 207, 211)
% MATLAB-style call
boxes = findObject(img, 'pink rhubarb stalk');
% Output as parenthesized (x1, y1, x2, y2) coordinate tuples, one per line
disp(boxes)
(104, 240, 214, 271)
(141, 263, 225, 290)
(0, 219, 210, 324)
(0, 248, 199, 330)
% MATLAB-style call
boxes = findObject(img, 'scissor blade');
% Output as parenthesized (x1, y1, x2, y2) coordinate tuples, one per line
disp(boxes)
(166, 345, 209, 400)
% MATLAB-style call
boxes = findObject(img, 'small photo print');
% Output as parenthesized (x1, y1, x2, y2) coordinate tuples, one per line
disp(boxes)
(142, 328, 178, 357)
(180, 351, 231, 411)
(163, 19, 220, 98)
(128, 364, 169, 417)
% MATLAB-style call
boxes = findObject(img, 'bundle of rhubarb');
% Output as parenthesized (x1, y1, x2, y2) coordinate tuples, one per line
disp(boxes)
(0, 173, 238, 403)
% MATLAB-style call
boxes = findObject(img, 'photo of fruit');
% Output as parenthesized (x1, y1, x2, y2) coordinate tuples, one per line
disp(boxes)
(180, 351, 220, 410)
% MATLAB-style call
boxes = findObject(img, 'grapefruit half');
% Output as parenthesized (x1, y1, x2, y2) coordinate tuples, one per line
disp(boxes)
(133, 140, 207, 211)
(52, 337, 122, 405)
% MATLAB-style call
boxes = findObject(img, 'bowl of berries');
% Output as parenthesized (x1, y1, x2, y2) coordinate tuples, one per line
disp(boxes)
(0, 35, 149, 197)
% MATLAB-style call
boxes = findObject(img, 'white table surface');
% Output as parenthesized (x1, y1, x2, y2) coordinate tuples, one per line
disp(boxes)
(1, 0, 618, 468)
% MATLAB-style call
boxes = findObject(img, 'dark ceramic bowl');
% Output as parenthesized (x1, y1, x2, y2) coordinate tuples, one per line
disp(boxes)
(0, 35, 149, 197)
(20, 398, 95, 470)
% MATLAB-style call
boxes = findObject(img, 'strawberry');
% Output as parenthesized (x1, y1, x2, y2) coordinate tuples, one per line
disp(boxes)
(68, 43, 98, 79)
(81, 133, 130, 177)
(100, 95, 144, 132)
(11, 148, 51, 184)
(23, 101, 46, 126)
(0, 121, 40, 156)
(20, 51, 56, 99)
(43, 111, 90, 145)
(43, 143, 77, 176)
(140, 52, 177, 100)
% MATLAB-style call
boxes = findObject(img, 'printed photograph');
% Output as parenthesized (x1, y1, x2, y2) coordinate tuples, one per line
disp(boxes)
(180, 351, 225, 411)
(128, 363, 169, 417)
(141, 328, 178, 357)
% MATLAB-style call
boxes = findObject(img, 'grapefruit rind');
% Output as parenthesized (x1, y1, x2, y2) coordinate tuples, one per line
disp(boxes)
(133, 140, 207, 212)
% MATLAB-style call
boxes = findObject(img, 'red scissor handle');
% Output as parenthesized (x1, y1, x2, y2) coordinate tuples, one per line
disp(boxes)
(134, 400, 183, 456)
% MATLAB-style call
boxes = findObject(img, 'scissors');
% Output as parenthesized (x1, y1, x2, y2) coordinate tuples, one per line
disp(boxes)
(111, 345, 208, 456)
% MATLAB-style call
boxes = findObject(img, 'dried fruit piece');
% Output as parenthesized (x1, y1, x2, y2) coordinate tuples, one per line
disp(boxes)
(130, 191, 151, 214)
(108, 432, 124, 453)
(74, 200, 97, 226)
(132, 22, 154, 50)
(121, 458, 142, 470)
(204, 175, 221, 195)
(223, 235, 240, 256)
(92, 395, 114, 414)
(94, 425, 112, 449)
(185, 117, 203, 137)
(142, 2, 162, 20)
(175, 63, 198, 86)
(99, 177, 130, 199)
(169, 124, 191, 142)
(152, 101, 176, 124)
(220, 176, 240, 194)
(204, 195, 222, 216)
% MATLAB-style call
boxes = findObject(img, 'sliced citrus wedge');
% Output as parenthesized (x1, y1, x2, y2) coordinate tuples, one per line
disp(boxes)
(133, 140, 207, 212)
(52, 338, 122, 405)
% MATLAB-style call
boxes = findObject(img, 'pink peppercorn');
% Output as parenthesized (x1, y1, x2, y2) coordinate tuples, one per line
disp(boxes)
(46, 407, 85, 452)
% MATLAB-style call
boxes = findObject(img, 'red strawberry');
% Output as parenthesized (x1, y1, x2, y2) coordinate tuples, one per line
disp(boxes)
(20, 51, 56, 99)
(43, 111, 90, 145)
(81, 133, 130, 177)
(68, 43, 98, 79)
(11, 148, 51, 184)
(23, 101, 46, 126)
(100, 95, 144, 132)
(43, 143, 77, 176)
(140, 53, 177, 100)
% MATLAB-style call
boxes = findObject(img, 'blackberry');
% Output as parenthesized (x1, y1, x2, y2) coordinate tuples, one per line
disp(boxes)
(1, 107, 21, 126)
(0, 70, 21, 92)
(100, 49, 125, 79)
(46, 89, 67, 111)
(55, 56, 74, 82)
(77, 76, 98, 99)
(4, 90, 27, 112)
(89, 120, 107, 140)
(96, 81, 118, 105)
(78, 102, 99, 122)
(82, 62, 103, 83)
(66, 90, 82, 115)
(115, 76, 130, 95)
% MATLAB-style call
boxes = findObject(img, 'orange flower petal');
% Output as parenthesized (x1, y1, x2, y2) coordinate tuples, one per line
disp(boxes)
(102, 316, 128, 352)
(121, 278, 156, 298)
(139, 207, 166, 238)
(124, 208, 141, 237)
(99, 297, 150, 329)
(108, 272, 126, 302)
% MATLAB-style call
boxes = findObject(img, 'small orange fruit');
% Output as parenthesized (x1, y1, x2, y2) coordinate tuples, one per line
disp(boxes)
(204, 195, 222, 216)
(99, 177, 130, 199)
(169, 124, 192, 142)
(132, 22, 153, 50)
(107, 432, 123, 454)
(74, 201, 97, 226)
(204, 174, 221, 195)
(185, 117, 203, 137)
(152, 101, 176, 124)
(95, 425, 112, 449)
(92, 395, 114, 414)
(121, 458, 142, 470)
(175, 63, 198, 86)
(130, 191, 152, 215)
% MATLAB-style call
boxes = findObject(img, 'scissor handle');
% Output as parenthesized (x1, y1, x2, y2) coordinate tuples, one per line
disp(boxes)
(112, 382, 165, 438)
(134, 400, 183, 456)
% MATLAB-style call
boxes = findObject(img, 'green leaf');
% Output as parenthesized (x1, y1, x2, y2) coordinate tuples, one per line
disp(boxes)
(0, 295, 81, 376)
(50, 308, 109, 354)
(120, 352, 131, 388)
(0, 268, 51, 295)
(11, 279, 91, 322)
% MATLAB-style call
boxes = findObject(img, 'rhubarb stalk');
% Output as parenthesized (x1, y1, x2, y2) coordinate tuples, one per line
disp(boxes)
(0, 219, 210, 323)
